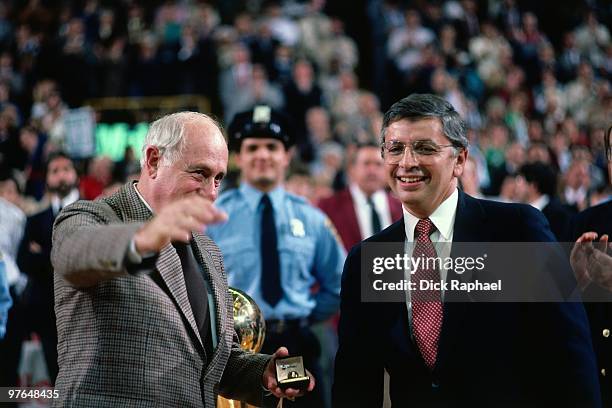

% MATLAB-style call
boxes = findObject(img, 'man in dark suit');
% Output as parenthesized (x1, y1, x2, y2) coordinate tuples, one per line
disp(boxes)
(17, 151, 79, 384)
(570, 126, 612, 407)
(318, 142, 403, 252)
(333, 94, 600, 407)
(517, 161, 575, 241)
(51, 112, 312, 407)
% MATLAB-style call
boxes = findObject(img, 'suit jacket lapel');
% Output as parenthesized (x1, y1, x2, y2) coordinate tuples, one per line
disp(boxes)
(192, 232, 230, 376)
(382, 216, 406, 242)
(450, 191, 489, 243)
(157, 244, 205, 350)
(192, 232, 223, 334)
(435, 191, 487, 375)
(343, 190, 363, 244)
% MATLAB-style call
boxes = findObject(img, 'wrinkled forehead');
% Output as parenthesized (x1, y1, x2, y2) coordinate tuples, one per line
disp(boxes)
(384, 117, 446, 142)
(186, 115, 223, 135)
(178, 122, 227, 169)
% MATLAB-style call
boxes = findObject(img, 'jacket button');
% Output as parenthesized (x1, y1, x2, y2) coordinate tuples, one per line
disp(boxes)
(603, 329, 610, 338)
(602, 369, 606, 377)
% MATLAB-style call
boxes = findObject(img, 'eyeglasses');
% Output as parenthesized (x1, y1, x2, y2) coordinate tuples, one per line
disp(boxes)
(380, 140, 458, 164)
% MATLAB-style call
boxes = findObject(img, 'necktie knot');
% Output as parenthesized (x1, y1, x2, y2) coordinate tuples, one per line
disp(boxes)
(415, 218, 435, 241)
(261, 194, 272, 208)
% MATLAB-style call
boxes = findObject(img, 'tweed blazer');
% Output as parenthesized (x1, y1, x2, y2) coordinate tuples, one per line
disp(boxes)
(51, 182, 270, 407)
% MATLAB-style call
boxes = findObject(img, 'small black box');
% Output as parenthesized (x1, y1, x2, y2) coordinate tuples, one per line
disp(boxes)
(275, 356, 310, 391)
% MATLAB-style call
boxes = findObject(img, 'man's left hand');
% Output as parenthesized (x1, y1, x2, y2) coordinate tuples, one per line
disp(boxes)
(262, 347, 315, 399)
(571, 232, 598, 289)
(571, 232, 612, 291)
(586, 234, 612, 291)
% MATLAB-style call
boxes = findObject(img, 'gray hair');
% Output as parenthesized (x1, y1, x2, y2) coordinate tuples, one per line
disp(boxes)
(380, 94, 469, 151)
(140, 111, 223, 167)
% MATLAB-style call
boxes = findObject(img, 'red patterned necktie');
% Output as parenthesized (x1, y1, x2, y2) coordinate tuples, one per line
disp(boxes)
(411, 218, 443, 370)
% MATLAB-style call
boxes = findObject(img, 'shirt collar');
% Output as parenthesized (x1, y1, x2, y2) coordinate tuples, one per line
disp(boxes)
(52, 188, 79, 214)
(529, 194, 549, 211)
(239, 182, 285, 213)
(349, 183, 386, 206)
(134, 182, 154, 213)
(403, 188, 458, 241)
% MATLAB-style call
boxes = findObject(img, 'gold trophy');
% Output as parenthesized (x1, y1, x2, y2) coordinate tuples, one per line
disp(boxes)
(218, 288, 266, 408)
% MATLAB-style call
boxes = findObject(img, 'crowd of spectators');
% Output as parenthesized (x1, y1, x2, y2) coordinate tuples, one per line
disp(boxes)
(0, 0, 610, 394)
(0, 0, 609, 208)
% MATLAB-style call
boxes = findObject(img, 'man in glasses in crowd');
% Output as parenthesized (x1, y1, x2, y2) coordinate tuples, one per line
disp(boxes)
(333, 94, 600, 407)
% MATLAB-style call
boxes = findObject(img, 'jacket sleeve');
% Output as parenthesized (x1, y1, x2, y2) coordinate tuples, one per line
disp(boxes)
(51, 200, 146, 288)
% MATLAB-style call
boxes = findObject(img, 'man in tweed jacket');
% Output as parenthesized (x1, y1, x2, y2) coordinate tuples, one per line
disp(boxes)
(51, 112, 312, 407)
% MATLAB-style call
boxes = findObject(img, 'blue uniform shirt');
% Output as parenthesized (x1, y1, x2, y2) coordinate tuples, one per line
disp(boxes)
(207, 183, 345, 321)
(0, 253, 12, 339)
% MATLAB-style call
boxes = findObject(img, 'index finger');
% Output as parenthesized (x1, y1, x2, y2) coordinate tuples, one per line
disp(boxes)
(183, 200, 228, 225)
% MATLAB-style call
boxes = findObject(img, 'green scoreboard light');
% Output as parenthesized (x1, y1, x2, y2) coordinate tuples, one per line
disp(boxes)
(95, 122, 149, 161)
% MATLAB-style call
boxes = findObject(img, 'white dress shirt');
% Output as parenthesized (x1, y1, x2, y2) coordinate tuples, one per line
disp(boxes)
(349, 183, 392, 239)
(403, 189, 459, 334)
(529, 194, 550, 211)
(51, 189, 80, 216)
(564, 186, 586, 207)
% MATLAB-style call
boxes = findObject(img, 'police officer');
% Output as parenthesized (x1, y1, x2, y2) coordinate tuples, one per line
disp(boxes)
(207, 105, 345, 407)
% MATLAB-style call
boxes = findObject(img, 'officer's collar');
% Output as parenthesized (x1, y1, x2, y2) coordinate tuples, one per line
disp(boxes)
(239, 182, 285, 213)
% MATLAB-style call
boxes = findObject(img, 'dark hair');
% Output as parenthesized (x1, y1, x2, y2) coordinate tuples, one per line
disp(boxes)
(20, 124, 39, 135)
(380, 94, 468, 149)
(519, 161, 558, 197)
(45, 151, 73, 175)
